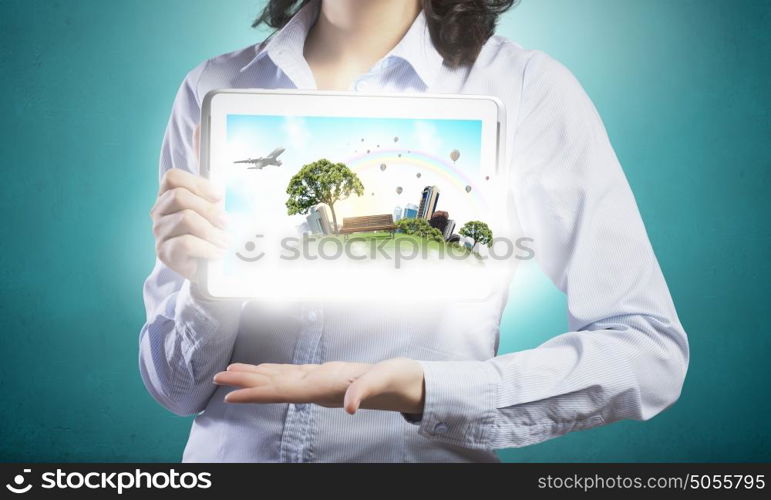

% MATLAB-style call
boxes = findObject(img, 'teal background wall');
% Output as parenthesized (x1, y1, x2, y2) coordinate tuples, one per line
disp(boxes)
(0, 0, 768, 462)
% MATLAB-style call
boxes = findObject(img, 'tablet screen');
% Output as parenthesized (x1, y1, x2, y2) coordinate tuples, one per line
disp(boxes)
(204, 92, 513, 301)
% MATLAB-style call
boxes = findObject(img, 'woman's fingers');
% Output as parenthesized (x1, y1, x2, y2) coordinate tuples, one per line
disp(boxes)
(193, 124, 201, 159)
(159, 167, 222, 203)
(152, 186, 227, 230)
(224, 387, 285, 404)
(226, 363, 302, 376)
(215, 368, 305, 404)
(153, 208, 229, 249)
(152, 233, 225, 280)
(216, 362, 389, 408)
(157, 234, 226, 266)
(213, 370, 269, 388)
(150, 166, 228, 279)
(226, 363, 264, 373)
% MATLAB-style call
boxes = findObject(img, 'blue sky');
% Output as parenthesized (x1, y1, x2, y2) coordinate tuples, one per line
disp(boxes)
(226, 114, 482, 173)
(223, 114, 487, 224)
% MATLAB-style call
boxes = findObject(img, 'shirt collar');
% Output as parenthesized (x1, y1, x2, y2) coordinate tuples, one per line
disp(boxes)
(240, 0, 445, 89)
(383, 9, 445, 88)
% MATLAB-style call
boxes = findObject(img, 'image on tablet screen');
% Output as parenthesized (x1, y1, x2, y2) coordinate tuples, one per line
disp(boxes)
(210, 114, 509, 300)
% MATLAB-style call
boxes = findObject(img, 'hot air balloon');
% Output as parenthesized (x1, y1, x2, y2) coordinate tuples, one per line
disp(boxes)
(465, 185, 472, 193)
(380, 163, 387, 171)
(450, 149, 461, 163)
(393, 136, 399, 142)
(396, 186, 403, 195)
(416, 172, 422, 178)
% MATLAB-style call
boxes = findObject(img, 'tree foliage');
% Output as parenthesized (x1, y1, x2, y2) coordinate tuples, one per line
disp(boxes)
(286, 159, 364, 233)
(459, 220, 493, 247)
(396, 218, 445, 243)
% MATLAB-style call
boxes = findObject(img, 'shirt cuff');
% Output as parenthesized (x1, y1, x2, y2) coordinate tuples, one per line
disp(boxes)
(409, 360, 499, 449)
(174, 280, 242, 345)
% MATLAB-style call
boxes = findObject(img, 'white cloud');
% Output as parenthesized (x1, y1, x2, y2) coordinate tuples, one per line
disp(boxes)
(413, 120, 442, 155)
(282, 116, 310, 150)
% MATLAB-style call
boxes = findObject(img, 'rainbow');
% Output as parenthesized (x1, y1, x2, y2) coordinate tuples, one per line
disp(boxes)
(346, 148, 488, 209)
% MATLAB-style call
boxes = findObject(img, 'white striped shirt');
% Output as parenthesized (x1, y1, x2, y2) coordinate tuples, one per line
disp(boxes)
(139, 0, 688, 462)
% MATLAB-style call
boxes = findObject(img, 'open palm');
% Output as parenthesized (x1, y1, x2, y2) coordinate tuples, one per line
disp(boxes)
(214, 362, 369, 408)
(213, 358, 425, 414)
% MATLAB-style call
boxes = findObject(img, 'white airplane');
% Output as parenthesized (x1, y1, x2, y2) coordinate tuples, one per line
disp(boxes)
(234, 147, 285, 169)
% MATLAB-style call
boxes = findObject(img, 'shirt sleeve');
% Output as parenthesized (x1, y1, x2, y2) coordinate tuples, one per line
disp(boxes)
(138, 62, 243, 416)
(411, 51, 690, 449)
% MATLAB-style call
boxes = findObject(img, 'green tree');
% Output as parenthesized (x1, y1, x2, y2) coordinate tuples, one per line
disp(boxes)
(286, 159, 364, 233)
(459, 220, 493, 249)
(396, 218, 444, 243)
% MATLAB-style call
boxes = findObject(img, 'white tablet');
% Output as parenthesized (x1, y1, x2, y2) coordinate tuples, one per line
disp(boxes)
(200, 89, 511, 301)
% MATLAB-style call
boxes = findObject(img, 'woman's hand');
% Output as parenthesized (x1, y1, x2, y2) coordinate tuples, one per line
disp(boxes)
(150, 168, 229, 280)
(213, 358, 425, 415)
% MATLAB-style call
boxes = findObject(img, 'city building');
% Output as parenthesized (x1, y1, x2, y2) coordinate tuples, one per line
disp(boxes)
(306, 205, 332, 235)
(393, 206, 402, 222)
(403, 203, 419, 219)
(460, 235, 476, 250)
(443, 219, 456, 240)
(316, 205, 332, 234)
(417, 185, 440, 219)
(429, 210, 449, 234)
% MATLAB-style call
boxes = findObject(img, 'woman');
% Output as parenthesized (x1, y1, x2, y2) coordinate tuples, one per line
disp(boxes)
(141, 0, 688, 462)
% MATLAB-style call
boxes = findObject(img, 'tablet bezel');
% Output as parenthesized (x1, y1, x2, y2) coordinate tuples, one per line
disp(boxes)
(199, 89, 506, 300)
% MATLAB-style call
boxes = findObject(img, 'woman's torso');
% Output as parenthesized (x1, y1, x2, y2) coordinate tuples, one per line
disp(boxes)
(182, 8, 533, 462)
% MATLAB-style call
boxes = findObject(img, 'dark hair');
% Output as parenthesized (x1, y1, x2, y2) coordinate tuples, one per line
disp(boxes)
(253, 0, 518, 67)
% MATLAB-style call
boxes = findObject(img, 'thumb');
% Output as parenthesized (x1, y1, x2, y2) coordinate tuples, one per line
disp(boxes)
(193, 123, 201, 159)
(343, 376, 370, 415)
(343, 368, 388, 415)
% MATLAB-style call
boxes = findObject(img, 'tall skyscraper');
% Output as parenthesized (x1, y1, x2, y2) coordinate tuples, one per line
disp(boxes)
(393, 206, 403, 222)
(417, 185, 440, 219)
(443, 219, 456, 240)
(403, 203, 419, 219)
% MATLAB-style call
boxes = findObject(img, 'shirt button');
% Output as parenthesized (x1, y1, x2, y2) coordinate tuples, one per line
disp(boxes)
(433, 422, 449, 434)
